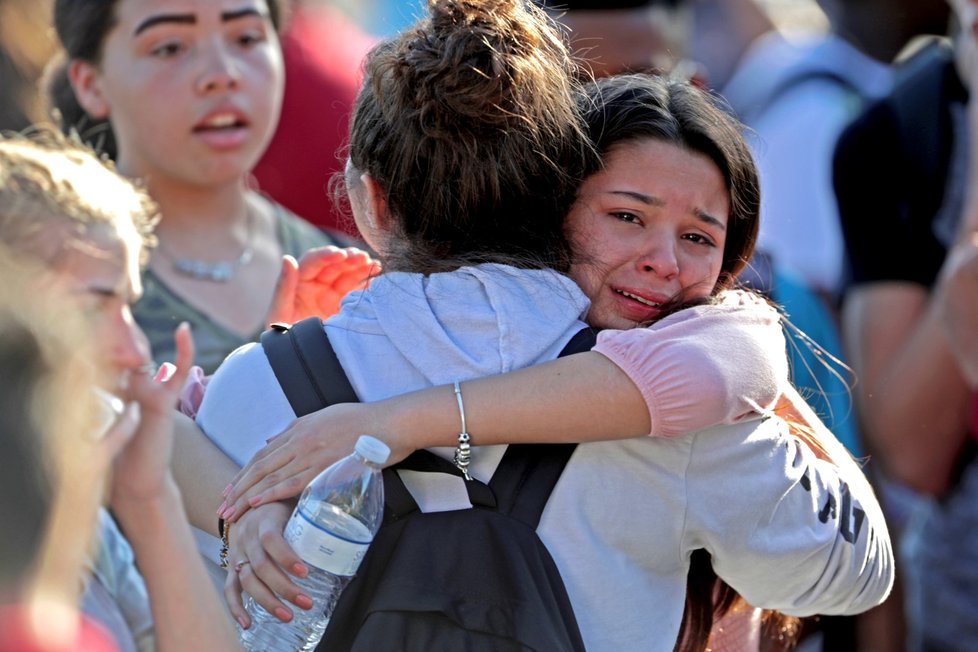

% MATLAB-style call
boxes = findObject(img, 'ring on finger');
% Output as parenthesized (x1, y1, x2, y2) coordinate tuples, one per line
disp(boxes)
(234, 559, 251, 573)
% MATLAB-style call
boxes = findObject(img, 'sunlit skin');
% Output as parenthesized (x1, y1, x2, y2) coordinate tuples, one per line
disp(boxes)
(45, 223, 149, 396)
(74, 0, 284, 188)
(567, 138, 729, 330)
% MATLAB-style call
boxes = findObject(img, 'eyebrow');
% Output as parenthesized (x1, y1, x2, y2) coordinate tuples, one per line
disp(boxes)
(608, 190, 726, 231)
(134, 8, 264, 36)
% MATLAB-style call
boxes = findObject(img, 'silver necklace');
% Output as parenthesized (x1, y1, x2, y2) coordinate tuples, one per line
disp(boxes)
(157, 208, 255, 283)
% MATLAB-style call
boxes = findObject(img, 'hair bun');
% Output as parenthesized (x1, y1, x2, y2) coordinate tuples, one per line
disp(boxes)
(390, 0, 573, 142)
(348, 0, 594, 273)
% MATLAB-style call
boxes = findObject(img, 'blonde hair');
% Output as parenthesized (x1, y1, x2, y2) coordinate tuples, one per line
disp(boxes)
(0, 130, 157, 269)
(0, 248, 99, 606)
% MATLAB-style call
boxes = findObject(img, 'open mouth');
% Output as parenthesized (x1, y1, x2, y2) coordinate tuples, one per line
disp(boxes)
(614, 288, 661, 308)
(193, 112, 248, 132)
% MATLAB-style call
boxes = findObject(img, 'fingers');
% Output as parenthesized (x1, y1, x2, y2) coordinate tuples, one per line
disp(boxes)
(265, 255, 300, 326)
(223, 448, 296, 519)
(227, 464, 317, 523)
(297, 246, 346, 282)
(161, 322, 194, 395)
(128, 322, 195, 413)
(317, 248, 378, 283)
(236, 523, 311, 618)
(226, 425, 294, 491)
(332, 266, 375, 293)
(99, 401, 141, 460)
(234, 558, 294, 624)
(299, 247, 376, 282)
(223, 560, 251, 629)
(224, 441, 305, 520)
(289, 248, 379, 322)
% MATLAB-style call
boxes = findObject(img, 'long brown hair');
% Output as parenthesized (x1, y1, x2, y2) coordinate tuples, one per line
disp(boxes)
(575, 74, 801, 651)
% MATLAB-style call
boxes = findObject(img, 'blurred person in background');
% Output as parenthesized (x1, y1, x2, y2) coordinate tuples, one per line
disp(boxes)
(0, 0, 57, 131)
(251, 0, 377, 236)
(707, 0, 949, 298)
(689, 0, 949, 467)
(690, 2, 950, 648)
(0, 251, 119, 652)
(834, 0, 978, 647)
(0, 131, 240, 651)
(540, 1, 692, 78)
(46, 0, 374, 374)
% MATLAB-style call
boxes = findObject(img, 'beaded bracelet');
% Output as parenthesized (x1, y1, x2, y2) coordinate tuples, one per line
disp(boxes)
(452, 381, 472, 481)
(219, 517, 231, 569)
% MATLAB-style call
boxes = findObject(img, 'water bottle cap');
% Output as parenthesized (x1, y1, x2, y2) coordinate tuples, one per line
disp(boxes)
(355, 435, 391, 465)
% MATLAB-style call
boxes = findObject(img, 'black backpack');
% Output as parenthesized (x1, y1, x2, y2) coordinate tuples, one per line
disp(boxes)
(260, 317, 597, 651)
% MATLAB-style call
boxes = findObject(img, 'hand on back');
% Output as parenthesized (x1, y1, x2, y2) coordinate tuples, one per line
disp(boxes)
(266, 247, 380, 326)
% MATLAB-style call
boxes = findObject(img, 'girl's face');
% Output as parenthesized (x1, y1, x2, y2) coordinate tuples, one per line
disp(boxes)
(567, 138, 729, 330)
(79, 0, 284, 187)
(45, 223, 150, 396)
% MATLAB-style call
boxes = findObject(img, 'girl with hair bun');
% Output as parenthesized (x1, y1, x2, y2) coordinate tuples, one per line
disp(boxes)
(47, 0, 373, 374)
(185, 2, 892, 649)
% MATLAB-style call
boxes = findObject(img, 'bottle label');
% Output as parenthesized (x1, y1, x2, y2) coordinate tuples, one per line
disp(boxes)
(284, 510, 370, 576)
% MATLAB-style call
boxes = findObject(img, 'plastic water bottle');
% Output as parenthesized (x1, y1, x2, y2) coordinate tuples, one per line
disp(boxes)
(239, 435, 390, 651)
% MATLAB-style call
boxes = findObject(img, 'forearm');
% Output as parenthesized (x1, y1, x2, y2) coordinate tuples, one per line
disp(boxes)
(844, 286, 970, 493)
(172, 411, 240, 535)
(876, 306, 970, 490)
(692, 420, 893, 616)
(114, 480, 239, 652)
(382, 351, 650, 449)
(226, 314, 782, 515)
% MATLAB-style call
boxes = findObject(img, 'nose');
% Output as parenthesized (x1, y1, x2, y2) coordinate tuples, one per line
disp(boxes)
(195, 41, 242, 94)
(636, 241, 679, 280)
(101, 306, 150, 375)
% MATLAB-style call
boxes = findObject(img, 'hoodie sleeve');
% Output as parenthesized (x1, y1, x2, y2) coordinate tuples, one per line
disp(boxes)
(682, 418, 894, 616)
(592, 290, 789, 437)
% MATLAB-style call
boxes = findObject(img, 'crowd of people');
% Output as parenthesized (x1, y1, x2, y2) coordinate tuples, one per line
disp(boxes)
(0, 0, 972, 651)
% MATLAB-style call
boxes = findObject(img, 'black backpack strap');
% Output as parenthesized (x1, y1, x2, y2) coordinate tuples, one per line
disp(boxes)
(260, 317, 357, 417)
(490, 327, 598, 528)
(559, 326, 600, 358)
(387, 327, 598, 522)
(385, 450, 498, 520)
